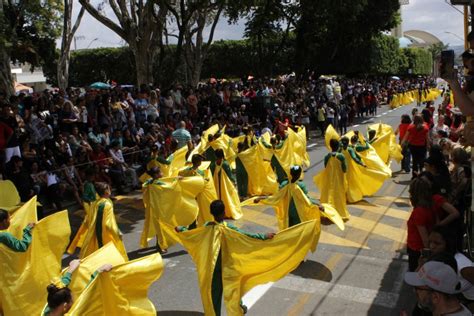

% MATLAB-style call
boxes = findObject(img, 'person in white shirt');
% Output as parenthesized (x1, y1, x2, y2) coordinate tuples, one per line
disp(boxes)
(431, 115, 450, 145)
(109, 141, 139, 192)
(405, 259, 472, 316)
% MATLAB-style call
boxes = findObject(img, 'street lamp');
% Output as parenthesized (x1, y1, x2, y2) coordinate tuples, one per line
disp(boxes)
(87, 38, 99, 49)
(445, 31, 464, 42)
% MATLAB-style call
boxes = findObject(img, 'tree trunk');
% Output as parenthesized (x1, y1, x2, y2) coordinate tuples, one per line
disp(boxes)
(57, 51, 70, 90)
(133, 45, 154, 87)
(0, 50, 14, 98)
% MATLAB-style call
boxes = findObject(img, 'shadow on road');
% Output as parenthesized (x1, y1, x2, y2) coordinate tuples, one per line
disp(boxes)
(128, 246, 158, 260)
(158, 311, 204, 315)
(366, 252, 415, 316)
(291, 260, 333, 282)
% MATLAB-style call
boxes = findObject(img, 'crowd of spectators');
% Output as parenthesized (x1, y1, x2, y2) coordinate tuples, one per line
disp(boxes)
(0, 76, 436, 212)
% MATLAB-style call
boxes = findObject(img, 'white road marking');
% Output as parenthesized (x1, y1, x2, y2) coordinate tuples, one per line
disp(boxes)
(273, 276, 399, 309)
(362, 120, 374, 124)
(382, 112, 387, 115)
(375, 115, 382, 118)
(307, 143, 318, 149)
(242, 282, 274, 309)
(353, 125, 360, 127)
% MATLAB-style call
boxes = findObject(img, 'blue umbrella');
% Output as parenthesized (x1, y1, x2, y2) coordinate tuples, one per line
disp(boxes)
(90, 82, 111, 90)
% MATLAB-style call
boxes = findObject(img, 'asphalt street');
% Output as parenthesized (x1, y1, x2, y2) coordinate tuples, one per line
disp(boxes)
(66, 101, 427, 315)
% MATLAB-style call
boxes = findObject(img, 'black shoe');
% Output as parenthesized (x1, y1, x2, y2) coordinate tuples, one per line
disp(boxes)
(241, 304, 248, 314)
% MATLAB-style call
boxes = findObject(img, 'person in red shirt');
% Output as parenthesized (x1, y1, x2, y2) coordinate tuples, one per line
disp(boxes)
(402, 115, 430, 178)
(395, 114, 412, 173)
(0, 120, 13, 151)
(407, 176, 436, 272)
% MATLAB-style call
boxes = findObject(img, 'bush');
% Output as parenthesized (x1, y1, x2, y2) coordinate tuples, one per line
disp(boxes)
(56, 36, 433, 87)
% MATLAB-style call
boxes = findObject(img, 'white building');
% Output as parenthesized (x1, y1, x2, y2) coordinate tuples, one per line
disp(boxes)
(11, 63, 48, 93)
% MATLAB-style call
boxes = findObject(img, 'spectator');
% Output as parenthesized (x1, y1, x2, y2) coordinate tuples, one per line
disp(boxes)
(403, 115, 430, 179)
(172, 121, 193, 150)
(405, 260, 471, 316)
(109, 140, 139, 193)
(1, 103, 21, 163)
(407, 176, 435, 272)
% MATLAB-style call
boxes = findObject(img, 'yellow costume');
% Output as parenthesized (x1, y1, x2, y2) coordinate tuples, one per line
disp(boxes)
(79, 197, 128, 260)
(0, 197, 70, 316)
(168, 220, 320, 316)
(0, 180, 21, 211)
(67, 244, 163, 315)
(213, 161, 243, 220)
(259, 128, 310, 182)
(67, 197, 98, 255)
(369, 123, 403, 164)
(235, 143, 278, 196)
(324, 127, 391, 203)
(314, 153, 350, 220)
(141, 176, 210, 249)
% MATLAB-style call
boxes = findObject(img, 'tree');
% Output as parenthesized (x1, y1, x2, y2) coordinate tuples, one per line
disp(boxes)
(295, 0, 400, 76)
(57, 0, 85, 90)
(427, 42, 449, 61)
(160, 0, 225, 87)
(79, 0, 168, 86)
(0, 0, 62, 97)
(182, 1, 225, 87)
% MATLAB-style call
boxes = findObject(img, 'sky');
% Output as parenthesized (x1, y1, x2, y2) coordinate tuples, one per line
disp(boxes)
(69, 0, 465, 50)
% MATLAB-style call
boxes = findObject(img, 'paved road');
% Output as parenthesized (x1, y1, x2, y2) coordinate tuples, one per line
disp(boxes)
(67, 102, 427, 315)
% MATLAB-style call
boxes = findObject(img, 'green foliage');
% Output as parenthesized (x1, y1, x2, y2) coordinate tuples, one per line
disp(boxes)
(54, 37, 433, 86)
(2, 0, 62, 68)
(401, 48, 433, 75)
(368, 35, 401, 74)
(295, 0, 400, 74)
(68, 47, 136, 86)
(428, 42, 449, 60)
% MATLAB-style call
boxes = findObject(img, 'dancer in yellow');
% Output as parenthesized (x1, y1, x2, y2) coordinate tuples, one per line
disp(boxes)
(0, 197, 70, 316)
(173, 200, 319, 316)
(141, 169, 212, 251)
(79, 182, 128, 260)
(339, 136, 367, 203)
(43, 244, 163, 315)
(325, 126, 391, 203)
(212, 149, 242, 219)
(0, 209, 34, 251)
(141, 167, 168, 253)
(67, 168, 97, 254)
(179, 154, 217, 225)
(314, 139, 350, 220)
(248, 166, 344, 230)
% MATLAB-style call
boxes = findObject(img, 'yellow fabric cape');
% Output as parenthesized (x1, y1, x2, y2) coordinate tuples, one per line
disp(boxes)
(324, 124, 340, 151)
(167, 220, 320, 316)
(79, 197, 128, 260)
(196, 169, 219, 226)
(369, 123, 403, 164)
(259, 128, 310, 181)
(291, 126, 311, 167)
(242, 182, 328, 231)
(141, 176, 209, 249)
(213, 162, 243, 220)
(345, 131, 392, 201)
(69, 243, 127, 296)
(0, 197, 70, 316)
(325, 127, 391, 203)
(0, 180, 21, 212)
(67, 198, 98, 254)
(314, 154, 350, 221)
(236, 144, 278, 196)
(66, 249, 163, 315)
